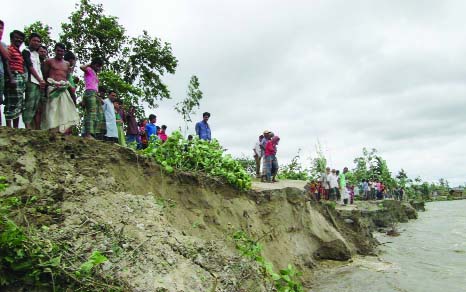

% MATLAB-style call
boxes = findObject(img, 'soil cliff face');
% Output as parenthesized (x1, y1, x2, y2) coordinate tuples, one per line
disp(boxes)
(0, 129, 416, 291)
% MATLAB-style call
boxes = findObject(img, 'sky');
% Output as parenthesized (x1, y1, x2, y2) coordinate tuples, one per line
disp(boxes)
(2, 0, 466, 186)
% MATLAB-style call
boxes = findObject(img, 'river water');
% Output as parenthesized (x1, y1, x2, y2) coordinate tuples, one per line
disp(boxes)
(310, 200, 466, 292)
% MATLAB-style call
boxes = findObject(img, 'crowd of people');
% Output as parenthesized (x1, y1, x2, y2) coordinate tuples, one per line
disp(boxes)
(0, 23, 213, 147)
(0, 22, 405, 203)
(253, 131, 405, 203)
(253, 130, 280, 183)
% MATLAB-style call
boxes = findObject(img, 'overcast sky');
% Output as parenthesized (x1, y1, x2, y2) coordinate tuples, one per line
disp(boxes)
(2, 0, 465, 186)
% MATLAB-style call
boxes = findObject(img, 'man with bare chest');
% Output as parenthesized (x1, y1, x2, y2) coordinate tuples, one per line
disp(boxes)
(41, 43, 79, 133)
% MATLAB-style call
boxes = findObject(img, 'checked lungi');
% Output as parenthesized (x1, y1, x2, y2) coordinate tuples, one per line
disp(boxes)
(22, 81, 42, 124)
(83, 89, 98, 135)
(3, 72, 25, 120)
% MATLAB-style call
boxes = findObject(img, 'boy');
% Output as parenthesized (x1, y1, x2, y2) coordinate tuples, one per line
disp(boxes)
(80, 57, 103, 138)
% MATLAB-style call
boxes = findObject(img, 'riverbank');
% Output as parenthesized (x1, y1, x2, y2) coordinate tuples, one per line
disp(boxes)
(0, 128, 421, 291)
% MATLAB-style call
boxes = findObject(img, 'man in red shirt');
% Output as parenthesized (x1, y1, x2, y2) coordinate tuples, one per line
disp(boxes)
(4, 30, 25, 128)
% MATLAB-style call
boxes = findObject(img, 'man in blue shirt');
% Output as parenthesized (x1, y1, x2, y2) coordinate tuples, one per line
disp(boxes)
(195, 112, 211, 141)
(145, 114, 158, 142)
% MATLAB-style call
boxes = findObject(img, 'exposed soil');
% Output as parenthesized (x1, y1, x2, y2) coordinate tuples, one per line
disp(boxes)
(0, 128, 417, 291)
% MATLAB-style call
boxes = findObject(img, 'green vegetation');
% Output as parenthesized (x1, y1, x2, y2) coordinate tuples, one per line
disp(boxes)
(234, 156, 257, 177)
(233, 230, 303, 292)
(0, 187, 122, 291)
(278, 150, 310, 181)
(141, 131, 252, 190)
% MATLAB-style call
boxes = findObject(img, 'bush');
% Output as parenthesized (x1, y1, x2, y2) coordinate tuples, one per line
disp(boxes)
(141, 131, 252, 190)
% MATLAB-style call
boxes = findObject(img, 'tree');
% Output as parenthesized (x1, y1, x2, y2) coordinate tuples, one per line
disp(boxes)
(175, 75, 203, 132)
(60, 0, 178, 112)
(23, 21, 54, 50)
(396, 169, 408, 188)
(352, 148, 395, 188)
(308, 142, 326, 180)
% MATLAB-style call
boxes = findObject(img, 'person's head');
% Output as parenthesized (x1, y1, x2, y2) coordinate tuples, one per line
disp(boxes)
(113, 99, 121, 110)
(336, 170, 340, 175)
(98, 85, 107, 97)
(108, 90, 117, 102)
(10, 30, 25, 48)
(202, 112, 210, 122)
(343, 167, 348, 174)
(38, 45, 48, 60)
(259, 134, 264, 141)
(129, 106, 136, 114)
(271, 136, 280, 145)
(161, 125, 167, 133)
(27, 32, 41, 50)
(64, 51, 76, 68)
(188, 134, 193, 141)
(0, 20, 4, 39)
(54, 43, 66, 59)
(148, 114, 156, 123)
(91, 57, 104, 72)
(331, 169, 336, 175)
(263, 130, 271, 139)
(326, 167, 330, 174)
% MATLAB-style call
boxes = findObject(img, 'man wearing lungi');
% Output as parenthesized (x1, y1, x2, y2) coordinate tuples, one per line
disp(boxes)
(4, 30, 25, 128)
(41, 43, 79, 133)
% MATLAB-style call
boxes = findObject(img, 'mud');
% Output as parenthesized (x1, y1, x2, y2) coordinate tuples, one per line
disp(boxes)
(0, 128, 418, 291)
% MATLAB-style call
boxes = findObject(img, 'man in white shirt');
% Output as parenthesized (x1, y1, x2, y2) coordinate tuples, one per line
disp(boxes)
(322, 167, 331, 200)
(253, 134, 264, 178)
(328, 169, 338, 201)
(22, 32, 45, 129)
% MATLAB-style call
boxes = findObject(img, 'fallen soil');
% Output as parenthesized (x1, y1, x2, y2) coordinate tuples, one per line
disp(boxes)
(0, 128, 418, 291)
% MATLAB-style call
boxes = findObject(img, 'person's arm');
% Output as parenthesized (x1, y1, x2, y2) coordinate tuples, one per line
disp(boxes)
(43, 59, 51, 82)
(0, 43, 9, 60)
(79, 63, 90, 72)
(4, 46, 15, 86)
(195, 122, 200, 137)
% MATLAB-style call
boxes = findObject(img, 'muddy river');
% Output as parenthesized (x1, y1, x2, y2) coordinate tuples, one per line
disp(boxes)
(310, 200, 466, 292)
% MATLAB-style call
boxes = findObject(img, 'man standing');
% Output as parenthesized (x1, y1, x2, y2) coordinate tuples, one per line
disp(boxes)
(322, 167, 331, 200)
(33, 45, 48, 129)
(126, 106, 140, 147)
(0, 20, 9, 126)
(4, 30, 25, 128)
(260, 130, 272, 182)
(328, 169, 338, 201)
(41, 43, 79, 133)
(195, 112, 211, 141)
(145, 114, 158, 142)
(253, 134, 264, 178)
(339, 167, 349, 204)
(22, 33, 45, 129)
(102, 90, 118, 143)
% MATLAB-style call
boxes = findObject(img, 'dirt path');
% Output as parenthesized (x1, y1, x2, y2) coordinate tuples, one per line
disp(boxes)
(251, 179, 307, 191)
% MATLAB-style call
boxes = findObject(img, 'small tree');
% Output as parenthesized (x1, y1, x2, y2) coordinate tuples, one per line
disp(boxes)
(60, 0, 178, 113)
(174, 75, 203, 133)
